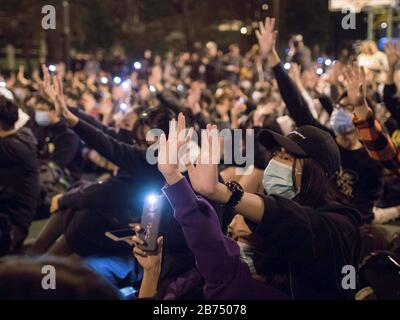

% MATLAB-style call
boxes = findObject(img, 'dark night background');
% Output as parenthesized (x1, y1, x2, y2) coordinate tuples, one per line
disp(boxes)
(0, 0, 393, 68)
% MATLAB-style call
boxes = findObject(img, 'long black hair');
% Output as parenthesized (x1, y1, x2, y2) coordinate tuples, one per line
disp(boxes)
(293, 158, 346, 208)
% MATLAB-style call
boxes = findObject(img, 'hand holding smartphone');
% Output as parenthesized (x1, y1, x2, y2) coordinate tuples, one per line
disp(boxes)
(137, 195, 163, 254)
(105, 195, 163, 253)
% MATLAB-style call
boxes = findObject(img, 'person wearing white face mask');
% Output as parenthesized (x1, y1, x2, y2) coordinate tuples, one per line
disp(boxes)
(254, 10, 384, 225)
(157, 103, 363, 299)
(33, 95, 83, 182)
(164, 16, 362, 301)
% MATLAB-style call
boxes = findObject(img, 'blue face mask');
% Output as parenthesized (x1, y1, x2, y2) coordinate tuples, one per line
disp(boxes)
(263, 159, 299, 200)
(330, 109, 354, 135)
(35, 111, 50, 127)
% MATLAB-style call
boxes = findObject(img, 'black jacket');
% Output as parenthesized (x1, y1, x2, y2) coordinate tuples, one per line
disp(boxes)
(251, 195, 361, 300)
(272, 63, 383, 223)
(0, 128, 39, 235)
(68, 119, 196, 271)
(42, 120, 83, 180)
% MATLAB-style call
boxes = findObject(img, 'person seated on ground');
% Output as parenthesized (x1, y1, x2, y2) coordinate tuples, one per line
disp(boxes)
(261, 18, 384, 225)
(0, 96, 39, 256)
(32, 95, 83, 182)
(347, 60, 400, 223)
(29, 74, 200, 293)
(131, 106, 361, 299)
(177, 108, 362, 299)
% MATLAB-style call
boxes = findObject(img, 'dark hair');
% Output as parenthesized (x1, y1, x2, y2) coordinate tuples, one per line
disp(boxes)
(64, 90, 80, 102)
(23, 93, 39, 107)
(0, 256, 120, 300)
(132, 105, 176, 148)
(0, 96, 18, 130)
(294, 158, 343, 208)
(35, 95, 54, 111)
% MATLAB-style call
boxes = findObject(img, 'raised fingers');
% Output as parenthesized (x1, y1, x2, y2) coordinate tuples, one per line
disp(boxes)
(177, 113, 185, 136)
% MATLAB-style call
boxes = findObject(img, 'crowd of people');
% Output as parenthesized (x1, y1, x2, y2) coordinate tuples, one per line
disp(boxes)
(0, 17, 400, 300)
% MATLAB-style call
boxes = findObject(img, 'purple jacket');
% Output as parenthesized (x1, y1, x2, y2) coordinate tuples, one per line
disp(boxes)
(162, 178, 288, 300)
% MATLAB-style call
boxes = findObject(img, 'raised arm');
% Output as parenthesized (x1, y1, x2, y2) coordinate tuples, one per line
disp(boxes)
(49, 71, 144, 173)
(346, 62, 400, 175)
(256, 18, 332, 134)
(156, 115, 286, 299)
(68, 106, 120, 140)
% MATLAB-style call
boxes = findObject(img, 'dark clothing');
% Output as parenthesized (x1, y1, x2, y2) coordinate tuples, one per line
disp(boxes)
(204, 56, 222, 87)
(222, 54, 242, 83)
(163, 178, 288, 300)
(337, 146, 384, 223)
(250, 194, 361, 299)
(68, 107, 132, 143)
(273, 63, 332, 135)
(42, 120, 83, 180)
(156, 90, 208, 130)
(290, 46, 313, 71)
(66, 119, 197, 281)
(383, 84, 400, 124)
(272, 63, 384, 223)
(0, 128, 39, 249)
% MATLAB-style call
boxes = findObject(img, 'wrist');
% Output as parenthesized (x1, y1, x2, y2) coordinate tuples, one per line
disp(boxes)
(164, 172, 184, 186)
(207, 183, 231, 204)
(267, 50, 280, 68)
(387, 70, 395, 84)
(64, 111, 79, 127)
(354, 104, 369, 121)
(143, 265, 161, 276)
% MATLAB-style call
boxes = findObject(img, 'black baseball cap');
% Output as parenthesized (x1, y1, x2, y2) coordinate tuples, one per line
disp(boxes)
(258, 126, 341, 177)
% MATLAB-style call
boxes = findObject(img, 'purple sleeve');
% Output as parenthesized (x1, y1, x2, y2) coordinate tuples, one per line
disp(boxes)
(162, 178, 288, 300)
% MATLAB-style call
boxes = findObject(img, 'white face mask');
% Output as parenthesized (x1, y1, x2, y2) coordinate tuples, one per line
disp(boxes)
(238, 241, 256, 275)
(263, 159, 299, 200)
(34, 110, 50, 127)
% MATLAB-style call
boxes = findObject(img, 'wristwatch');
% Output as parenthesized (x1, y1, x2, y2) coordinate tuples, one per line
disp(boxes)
(225, 181, 244, 208)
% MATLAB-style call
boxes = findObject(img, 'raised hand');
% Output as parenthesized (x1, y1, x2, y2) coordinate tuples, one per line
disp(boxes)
(17, 65, 30, 86)
(52, 73, 79, 126)
(344, 61, 366, 107)
(186, 124, 221, 199)
(40, 64, 56, 102)
(344, 61, 369, 120)
(385, 41, 400, 68)
(158, 113, 194, 185)
(255, 17, 277, 58)
(253, 103, 275, 127)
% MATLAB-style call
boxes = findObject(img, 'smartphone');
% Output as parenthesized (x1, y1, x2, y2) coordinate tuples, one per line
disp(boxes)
(48, 64, 57, 75)
(137, 195, 163, 253)
(105, 228, 134, 244)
